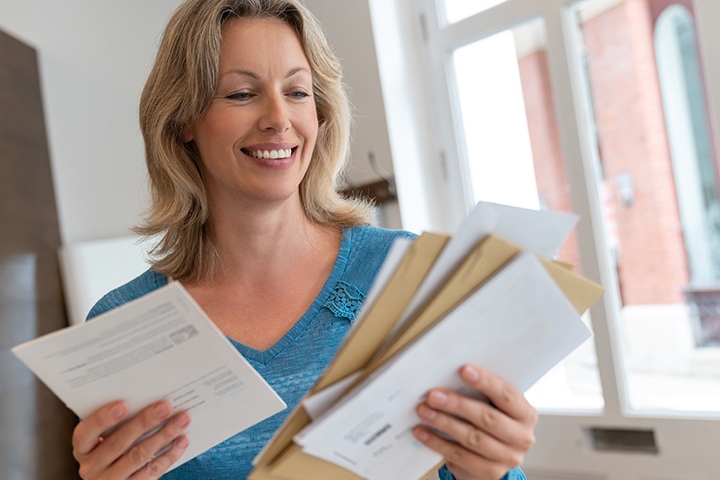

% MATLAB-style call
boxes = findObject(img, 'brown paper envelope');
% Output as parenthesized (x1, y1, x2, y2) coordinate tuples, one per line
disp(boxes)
(538, 257, 604, 314)
(553, 258, 575, 270)
(249, 232, 449, 479)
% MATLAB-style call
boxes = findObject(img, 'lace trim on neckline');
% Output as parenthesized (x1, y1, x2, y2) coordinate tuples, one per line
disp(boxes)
(323, 281, 364, 321)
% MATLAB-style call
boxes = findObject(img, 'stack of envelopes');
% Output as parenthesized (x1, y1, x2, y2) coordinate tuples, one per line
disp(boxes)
(249, 202, 604, 480)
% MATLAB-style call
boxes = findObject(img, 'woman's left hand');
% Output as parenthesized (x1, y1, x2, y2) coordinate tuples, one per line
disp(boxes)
(413, 364, 538, 480)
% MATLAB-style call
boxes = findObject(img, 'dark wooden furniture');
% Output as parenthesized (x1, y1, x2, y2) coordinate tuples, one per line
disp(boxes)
(0, 28, 79, 480)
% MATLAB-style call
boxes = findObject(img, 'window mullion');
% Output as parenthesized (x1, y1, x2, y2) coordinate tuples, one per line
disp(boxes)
(416, 0, 475, 228)
(438, 0, 543, 49)
(543, 3, 627, 419)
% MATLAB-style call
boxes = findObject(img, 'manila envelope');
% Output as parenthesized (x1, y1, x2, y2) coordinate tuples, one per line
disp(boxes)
(251, 234, 603, 480)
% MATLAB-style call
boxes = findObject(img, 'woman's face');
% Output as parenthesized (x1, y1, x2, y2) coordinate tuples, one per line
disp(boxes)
(184, 16, 318, 210)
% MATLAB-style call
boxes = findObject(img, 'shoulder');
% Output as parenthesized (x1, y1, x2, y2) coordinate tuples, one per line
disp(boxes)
(319, 225, 415, 322)
(86, 269, 169, 320)
(345, 225, 416, 256)
(337, 225, 415, 291)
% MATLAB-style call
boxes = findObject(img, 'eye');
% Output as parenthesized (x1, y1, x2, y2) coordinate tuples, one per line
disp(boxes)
(226, 91, 253, 101)
(288, 90, 311, 99)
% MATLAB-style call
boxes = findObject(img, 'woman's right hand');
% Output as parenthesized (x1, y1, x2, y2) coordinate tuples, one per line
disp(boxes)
(72, 399, 191, 480)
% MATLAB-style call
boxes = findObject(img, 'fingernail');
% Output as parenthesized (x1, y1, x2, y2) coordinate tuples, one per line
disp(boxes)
(110, 403, 126, 420)
(414, 428, 430, 442)
(175, 436, 189, 449)
(418, 405, 437, 420)
(154, 402, 171, 419)
(462, 365, 480, 382)
(173, 413, 190, 428)
(429, 390, 448, 405)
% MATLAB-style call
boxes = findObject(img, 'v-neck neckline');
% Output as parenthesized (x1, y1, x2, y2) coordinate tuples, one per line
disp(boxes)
(224, 228, 352, 365)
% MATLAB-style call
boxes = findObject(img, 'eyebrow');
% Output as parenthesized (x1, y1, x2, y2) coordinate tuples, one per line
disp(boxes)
(220, 66, 311, 80)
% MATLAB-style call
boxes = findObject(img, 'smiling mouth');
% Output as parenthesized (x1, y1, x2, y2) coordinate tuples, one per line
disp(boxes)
(242, 148, 294, 159)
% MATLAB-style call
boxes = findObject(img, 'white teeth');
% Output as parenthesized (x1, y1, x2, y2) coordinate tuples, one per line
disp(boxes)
(248, 148, 292, 159)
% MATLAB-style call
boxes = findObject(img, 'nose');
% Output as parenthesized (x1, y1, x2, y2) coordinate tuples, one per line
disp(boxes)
(259, 92, 291, 133)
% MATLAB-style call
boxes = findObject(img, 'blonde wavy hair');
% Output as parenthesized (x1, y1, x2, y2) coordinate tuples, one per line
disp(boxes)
(136, 0, 374, 282)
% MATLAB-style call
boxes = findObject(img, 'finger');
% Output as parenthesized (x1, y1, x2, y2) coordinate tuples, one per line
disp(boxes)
(73, 400, 128, 456)
(413, 426, 511, 480)
(89, 400, 173, 466)
(459, 365, 537, 425)
(107, 410, 191, 478)
(416, 403, 517, 464)
(424, 389, 535, 450)
(127, 435, 190, 480)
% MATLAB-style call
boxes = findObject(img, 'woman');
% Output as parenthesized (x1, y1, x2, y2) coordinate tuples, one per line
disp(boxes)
(71, 1, 537, 479)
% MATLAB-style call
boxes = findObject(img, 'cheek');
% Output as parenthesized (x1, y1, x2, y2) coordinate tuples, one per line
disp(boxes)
(203, 115, 237, 142)
(303, 110, 319, 147)
(303, 98, 319, 136)
(196, 106, 241, 141)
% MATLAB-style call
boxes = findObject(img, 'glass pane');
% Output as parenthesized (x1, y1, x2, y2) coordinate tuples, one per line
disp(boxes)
(574, 0, 720, 414)
(442, 0, 508, 24)
(451, 18, 604, 411)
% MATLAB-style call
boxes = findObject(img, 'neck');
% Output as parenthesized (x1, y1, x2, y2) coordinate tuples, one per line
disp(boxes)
(202, 195, 338, 283)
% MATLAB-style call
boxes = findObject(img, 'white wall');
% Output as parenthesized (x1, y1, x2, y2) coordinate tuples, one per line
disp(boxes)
(0, 0, 184, 244)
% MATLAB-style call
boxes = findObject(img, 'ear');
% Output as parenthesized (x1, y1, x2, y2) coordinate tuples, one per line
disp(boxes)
(181, 123, 194, 143)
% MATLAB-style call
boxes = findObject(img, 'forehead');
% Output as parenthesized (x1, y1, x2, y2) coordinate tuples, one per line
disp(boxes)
(218, 16, 310, 71)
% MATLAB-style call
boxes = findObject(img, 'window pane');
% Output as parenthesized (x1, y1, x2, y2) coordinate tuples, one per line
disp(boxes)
(451, 18, 604, 411)
(442, 0, 508, 24)
(574, 0, 720, 413)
